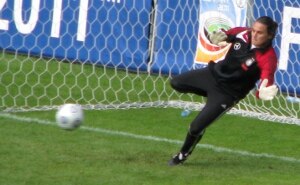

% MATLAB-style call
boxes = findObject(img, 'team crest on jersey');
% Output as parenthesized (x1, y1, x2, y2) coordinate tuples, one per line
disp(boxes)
(234, 43, 241, 50)
(241, 57, 256, 71)
(245, 58, 255, 66)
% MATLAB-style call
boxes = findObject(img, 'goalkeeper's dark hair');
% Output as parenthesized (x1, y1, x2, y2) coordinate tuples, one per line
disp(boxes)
(256, 16, 278, 40)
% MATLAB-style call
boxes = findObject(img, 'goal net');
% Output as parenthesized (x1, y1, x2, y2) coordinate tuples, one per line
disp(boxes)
(0, 0, 299, 125)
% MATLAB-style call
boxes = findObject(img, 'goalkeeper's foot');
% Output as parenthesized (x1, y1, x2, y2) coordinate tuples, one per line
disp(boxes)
(168, 152, 189, 166)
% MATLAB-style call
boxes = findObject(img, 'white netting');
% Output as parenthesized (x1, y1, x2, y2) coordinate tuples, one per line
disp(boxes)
(0, 0, 299, 125)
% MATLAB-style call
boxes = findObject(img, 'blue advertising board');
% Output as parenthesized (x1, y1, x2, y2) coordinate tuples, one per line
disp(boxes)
(149, 0, 200, 75)
(0, 0, 152, 71)
(0, 0, 299, 94)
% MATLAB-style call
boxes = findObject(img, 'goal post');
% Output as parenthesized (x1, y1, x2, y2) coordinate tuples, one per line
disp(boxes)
(0, 0, 299, 125)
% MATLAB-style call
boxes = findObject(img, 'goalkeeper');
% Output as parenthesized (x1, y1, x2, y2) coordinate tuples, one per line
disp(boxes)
(169, 16, 279, 166)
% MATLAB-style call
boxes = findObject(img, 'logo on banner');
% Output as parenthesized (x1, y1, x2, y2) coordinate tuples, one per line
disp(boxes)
(194, 0, 247, 65)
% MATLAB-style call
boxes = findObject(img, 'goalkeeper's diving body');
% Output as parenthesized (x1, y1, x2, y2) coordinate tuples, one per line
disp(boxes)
(169, 16, 279, 166)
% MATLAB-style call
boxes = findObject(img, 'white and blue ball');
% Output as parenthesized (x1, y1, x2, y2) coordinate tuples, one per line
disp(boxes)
(56, 104, 83, 130)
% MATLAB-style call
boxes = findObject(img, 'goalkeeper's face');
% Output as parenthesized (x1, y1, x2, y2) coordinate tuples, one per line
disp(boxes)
(251, 21, 272, 48)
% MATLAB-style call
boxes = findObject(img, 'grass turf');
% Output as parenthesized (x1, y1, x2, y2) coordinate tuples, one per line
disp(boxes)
(1, 108, 300, 185)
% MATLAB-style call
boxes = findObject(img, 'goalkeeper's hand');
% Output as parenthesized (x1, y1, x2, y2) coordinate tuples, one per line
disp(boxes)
(258, 79, 278, 101)
(209, 31, 228, 46)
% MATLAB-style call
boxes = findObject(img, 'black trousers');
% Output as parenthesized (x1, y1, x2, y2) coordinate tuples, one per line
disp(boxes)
(170, 67, 238, 136)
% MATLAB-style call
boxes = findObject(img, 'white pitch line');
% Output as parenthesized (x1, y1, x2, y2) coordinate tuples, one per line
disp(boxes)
(1, 113, 300, 164)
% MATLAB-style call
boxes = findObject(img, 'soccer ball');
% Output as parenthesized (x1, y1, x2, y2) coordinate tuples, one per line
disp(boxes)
(56, 104, 83, 130)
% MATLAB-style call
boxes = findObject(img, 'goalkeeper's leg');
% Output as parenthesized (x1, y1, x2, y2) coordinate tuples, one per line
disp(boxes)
(168, 130, 205, 166)
(180, 129, 205, 156)
(169, 91, 236, 166)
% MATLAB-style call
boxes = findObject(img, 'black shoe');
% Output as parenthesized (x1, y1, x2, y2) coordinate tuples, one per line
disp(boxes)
(168, 152, 189, 166)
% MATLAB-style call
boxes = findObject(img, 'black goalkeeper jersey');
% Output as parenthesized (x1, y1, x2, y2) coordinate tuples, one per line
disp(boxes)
(208, 28, 277, 99)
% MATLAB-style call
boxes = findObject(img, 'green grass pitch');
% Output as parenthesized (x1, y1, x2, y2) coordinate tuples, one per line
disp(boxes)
(1, 108, 300, 185)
